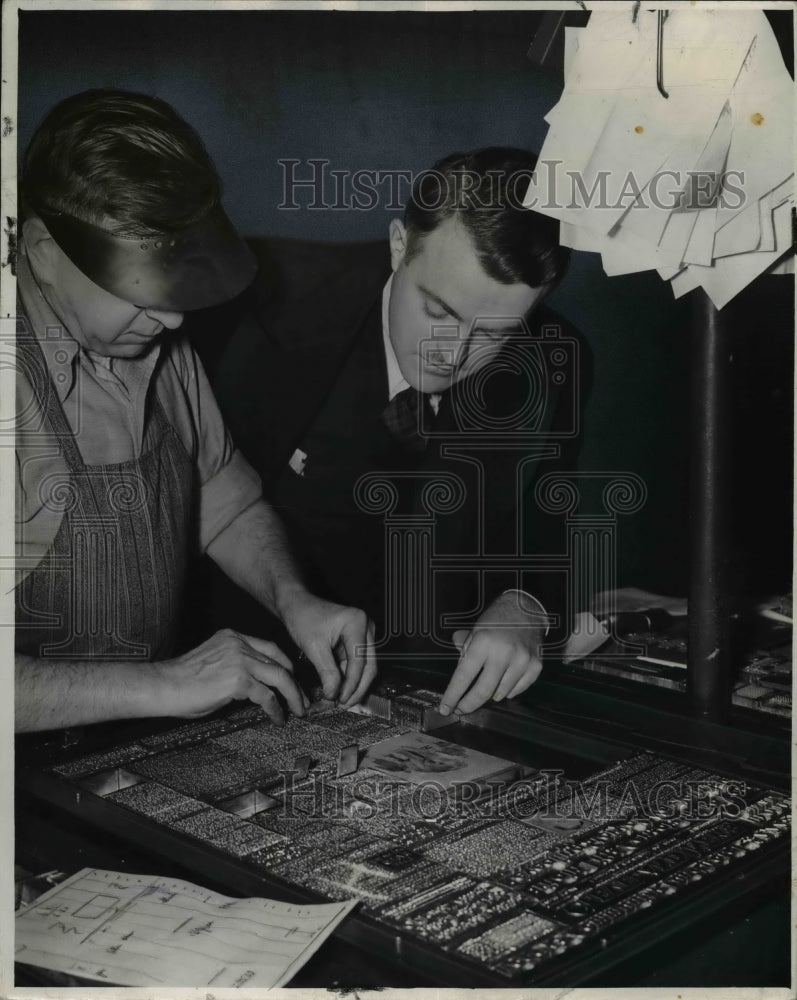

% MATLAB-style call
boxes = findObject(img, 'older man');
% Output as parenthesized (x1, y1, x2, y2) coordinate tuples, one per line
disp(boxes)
(15, 89, 375, 732)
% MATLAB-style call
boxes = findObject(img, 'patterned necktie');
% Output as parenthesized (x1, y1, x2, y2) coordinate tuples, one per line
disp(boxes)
(381, 386, 433, 454)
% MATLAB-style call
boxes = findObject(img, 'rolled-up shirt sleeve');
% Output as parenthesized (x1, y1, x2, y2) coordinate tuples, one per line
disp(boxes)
(198, 448, 263, 549)
(170, 338, 264, 551)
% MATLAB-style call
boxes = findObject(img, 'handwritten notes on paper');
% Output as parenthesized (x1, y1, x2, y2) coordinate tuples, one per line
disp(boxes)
(15, 867, 356, 988)
(524, 9, 794, 309)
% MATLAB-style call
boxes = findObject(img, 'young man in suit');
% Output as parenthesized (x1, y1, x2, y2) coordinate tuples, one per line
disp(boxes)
(209, 148, 579, 718)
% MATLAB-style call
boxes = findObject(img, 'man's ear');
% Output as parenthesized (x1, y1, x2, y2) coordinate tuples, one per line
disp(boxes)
(23, 216, 60, 284)
(389, 218, 409, 273)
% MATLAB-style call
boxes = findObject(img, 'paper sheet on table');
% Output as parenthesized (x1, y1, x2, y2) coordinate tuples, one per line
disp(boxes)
(15, 867, 357, 988)
(590, 587, 688, 618)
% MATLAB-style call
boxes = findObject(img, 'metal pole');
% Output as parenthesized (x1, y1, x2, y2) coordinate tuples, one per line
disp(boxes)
(687, 288, 733, 719)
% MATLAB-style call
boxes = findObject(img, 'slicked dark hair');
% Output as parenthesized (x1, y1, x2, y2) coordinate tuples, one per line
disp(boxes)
(404, 147, 569, 291)
(21, 89, 221, 236)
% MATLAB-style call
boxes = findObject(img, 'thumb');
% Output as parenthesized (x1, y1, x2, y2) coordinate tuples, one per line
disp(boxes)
(305, 642, 342, 700)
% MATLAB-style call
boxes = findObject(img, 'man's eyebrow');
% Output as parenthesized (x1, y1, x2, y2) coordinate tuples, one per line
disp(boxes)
(418, 284, 464, 323)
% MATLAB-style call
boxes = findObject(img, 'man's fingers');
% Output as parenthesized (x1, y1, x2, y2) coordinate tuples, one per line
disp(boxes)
(439, 636, 483, 716)
(338, 614, 373, 705)
(305, 642, 342, 700)
(246, 683, 286, 727)
(451, 658, 508, 716)
(506, 662, 542, 700)
(239, 634, 307, 718)
(341, 622, 377, 707)
(239, 633, 295, 673)
(452, 628, 470, 652)
(342, 658, 377, 708)
(337, 633, 363, 705)
(492, 655, 529, 701)
(246, 657, 306, 719)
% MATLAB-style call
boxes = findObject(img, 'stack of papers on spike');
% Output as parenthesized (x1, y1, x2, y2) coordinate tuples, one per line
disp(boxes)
(524, 8, 794, 309)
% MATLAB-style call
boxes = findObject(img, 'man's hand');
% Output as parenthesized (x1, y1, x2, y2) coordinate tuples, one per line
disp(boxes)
(278, 589, 377, 707)
(15, 631, 309, 733)
(439, 592, 545, 716)
(163, 629, 308, 725)
(206, 501, 377, 707)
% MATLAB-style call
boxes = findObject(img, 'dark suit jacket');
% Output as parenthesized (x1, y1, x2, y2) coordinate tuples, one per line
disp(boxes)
(189, 237, 589, 660)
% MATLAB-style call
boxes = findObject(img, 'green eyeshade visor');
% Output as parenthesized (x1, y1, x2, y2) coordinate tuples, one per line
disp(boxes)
(36, 204, 257, 312)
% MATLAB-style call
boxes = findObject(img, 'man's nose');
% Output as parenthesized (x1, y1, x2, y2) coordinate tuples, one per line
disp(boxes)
(427, 334, 466, 368)
(145, 308, 184, 329)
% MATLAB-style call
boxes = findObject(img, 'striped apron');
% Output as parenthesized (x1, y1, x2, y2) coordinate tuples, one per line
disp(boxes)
(15, 334, 193, 662)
